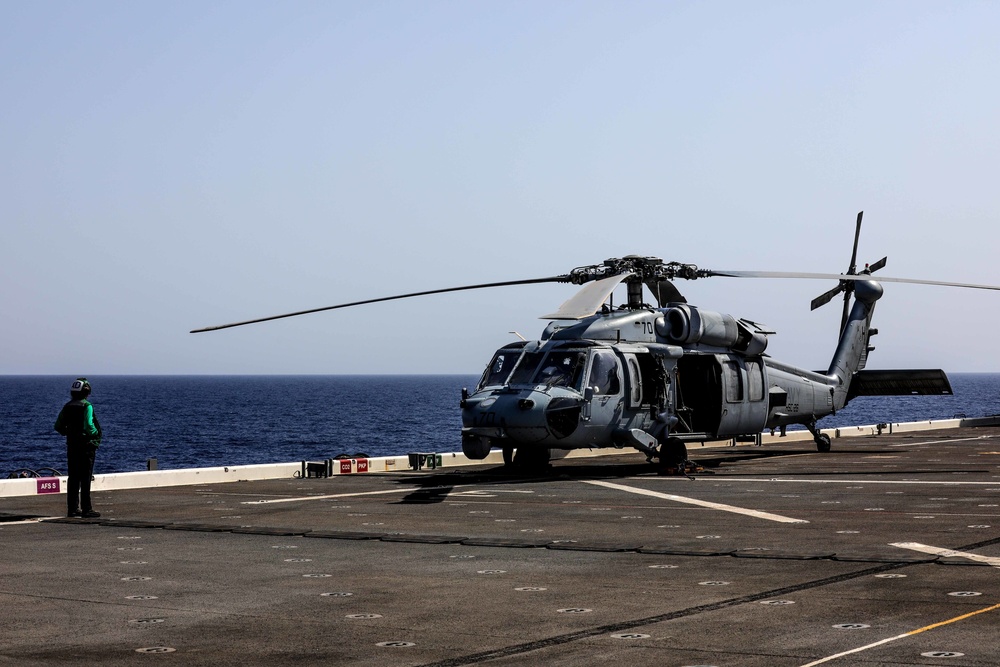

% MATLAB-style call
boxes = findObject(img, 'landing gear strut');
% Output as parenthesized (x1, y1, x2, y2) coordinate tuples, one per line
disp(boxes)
(502, 446, 514, 467)
(806, 421, 832, 452)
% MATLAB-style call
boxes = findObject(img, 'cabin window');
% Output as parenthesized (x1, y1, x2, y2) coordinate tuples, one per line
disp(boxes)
(589, 351, 621, 395)
(747, 360, 764, 402)
(723, 360, 744, 403)
(628, 356, 643, 405)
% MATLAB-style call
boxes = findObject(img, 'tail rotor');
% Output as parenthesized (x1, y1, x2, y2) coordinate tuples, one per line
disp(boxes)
(809, 211, 888, 332)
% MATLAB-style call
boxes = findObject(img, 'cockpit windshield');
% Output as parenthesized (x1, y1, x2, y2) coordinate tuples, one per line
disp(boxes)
(477, 348, 590, 392)
(508, 352, 545, 385)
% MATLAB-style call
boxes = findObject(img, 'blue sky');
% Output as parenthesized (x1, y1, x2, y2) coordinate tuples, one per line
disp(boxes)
(2, 1, 999, 374)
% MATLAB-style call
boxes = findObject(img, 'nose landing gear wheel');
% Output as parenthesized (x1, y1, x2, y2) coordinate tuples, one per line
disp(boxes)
(512, 447, 550, 473)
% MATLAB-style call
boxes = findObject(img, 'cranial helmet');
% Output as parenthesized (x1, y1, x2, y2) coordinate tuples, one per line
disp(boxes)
(71, 378, 91, 396)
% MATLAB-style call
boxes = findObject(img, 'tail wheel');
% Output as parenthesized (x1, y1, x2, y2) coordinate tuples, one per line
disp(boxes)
(815, 433, 832, 452)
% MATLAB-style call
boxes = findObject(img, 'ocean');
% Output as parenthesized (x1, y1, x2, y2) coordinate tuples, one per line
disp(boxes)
(4, 374, 1000, 476)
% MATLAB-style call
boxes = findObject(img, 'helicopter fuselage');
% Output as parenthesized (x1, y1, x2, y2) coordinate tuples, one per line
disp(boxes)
(459, 295, 868, 463)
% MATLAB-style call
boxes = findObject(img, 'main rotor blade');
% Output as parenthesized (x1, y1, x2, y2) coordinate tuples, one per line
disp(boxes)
(540, 272, 634, 320)
(706, 269, 1000, 292)
(644, 278, 687, 307)
(191, 275, 569, 333)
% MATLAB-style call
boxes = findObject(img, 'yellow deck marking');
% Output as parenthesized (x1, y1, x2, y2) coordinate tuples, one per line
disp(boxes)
(799, 602, 1000, 666)
(692, 478, 1000, 486)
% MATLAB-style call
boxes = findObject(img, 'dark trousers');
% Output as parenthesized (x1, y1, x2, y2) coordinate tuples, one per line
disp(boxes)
(67, 445, 97, 513)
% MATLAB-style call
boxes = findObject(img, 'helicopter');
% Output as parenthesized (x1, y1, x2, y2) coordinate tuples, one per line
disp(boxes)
(192, 213, 1000, 473)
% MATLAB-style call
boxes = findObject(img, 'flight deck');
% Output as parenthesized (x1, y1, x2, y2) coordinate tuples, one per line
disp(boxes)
(4, 424, 1000, 666)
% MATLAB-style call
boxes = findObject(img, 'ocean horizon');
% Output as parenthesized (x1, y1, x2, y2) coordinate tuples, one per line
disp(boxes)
(5, 373, 999, 477)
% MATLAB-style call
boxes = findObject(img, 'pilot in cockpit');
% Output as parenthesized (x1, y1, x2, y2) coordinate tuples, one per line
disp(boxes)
(537, 352, 585, 389)
(538, 361, 572, 387)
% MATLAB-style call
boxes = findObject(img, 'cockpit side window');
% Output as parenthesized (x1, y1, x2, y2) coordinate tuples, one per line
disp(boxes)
(478, 349, 521, 389)
(533, 351, 586, 390)
(588, 350, 621, 395)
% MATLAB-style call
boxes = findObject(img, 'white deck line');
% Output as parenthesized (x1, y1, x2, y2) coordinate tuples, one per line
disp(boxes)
(890, 541, 1000, 566)
(241, 487, 444, 505)
(584, 480, 808, 523)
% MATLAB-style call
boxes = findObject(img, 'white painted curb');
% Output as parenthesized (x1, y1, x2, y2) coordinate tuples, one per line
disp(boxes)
(3, 416, 998, 499)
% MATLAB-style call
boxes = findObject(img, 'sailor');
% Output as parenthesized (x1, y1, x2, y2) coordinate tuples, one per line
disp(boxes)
(54, 378, 102, 518)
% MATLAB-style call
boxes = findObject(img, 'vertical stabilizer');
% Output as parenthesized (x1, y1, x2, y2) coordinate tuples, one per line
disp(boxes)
(826, 279, 883, 409)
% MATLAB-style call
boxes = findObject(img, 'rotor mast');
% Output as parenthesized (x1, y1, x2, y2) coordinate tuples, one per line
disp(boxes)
(567, 256, 708, 310)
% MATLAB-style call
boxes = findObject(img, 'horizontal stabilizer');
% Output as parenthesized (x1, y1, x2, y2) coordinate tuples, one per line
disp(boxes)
(847, 369, 953, 400)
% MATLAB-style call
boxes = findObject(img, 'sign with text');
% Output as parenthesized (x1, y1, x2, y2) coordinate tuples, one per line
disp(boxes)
(37, 478, 61, 494)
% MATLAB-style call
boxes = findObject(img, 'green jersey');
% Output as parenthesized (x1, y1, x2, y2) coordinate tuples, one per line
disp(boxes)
(55, 399, 102, 448)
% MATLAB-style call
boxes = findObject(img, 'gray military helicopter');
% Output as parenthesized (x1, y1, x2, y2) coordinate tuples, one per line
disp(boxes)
(192, 213, 1000, 472)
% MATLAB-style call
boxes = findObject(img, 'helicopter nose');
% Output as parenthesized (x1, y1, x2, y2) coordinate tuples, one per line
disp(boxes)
(461, 391, 548, 442)
(462, 390, 581, 443)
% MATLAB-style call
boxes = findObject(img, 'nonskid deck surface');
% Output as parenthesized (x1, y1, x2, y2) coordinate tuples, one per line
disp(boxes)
(4, 426, 1000, 666)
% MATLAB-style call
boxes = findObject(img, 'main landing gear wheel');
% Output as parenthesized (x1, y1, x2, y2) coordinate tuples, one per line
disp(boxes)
(658, 438, 700, 475)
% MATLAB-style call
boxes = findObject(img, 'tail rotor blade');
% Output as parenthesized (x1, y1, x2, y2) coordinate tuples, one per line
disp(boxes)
(848, 211, 863, 274)
(811, 283, 844, 311)
(867, 256, 888, 273)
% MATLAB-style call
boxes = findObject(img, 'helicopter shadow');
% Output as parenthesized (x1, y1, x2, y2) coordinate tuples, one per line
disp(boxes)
(392, 446, 987, 503)
(391, 449, 814, 504)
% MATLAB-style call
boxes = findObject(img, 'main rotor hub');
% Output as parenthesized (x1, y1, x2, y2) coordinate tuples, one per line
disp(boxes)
(567, 256, 709, 285)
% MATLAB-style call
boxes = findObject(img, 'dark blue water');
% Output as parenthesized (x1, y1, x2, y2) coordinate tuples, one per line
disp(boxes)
(3, 374, 999, 476)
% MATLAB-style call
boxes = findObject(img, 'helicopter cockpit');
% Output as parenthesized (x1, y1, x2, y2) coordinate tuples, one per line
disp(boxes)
(462, 341, 643, 461)
(477, 344, 594, 392)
